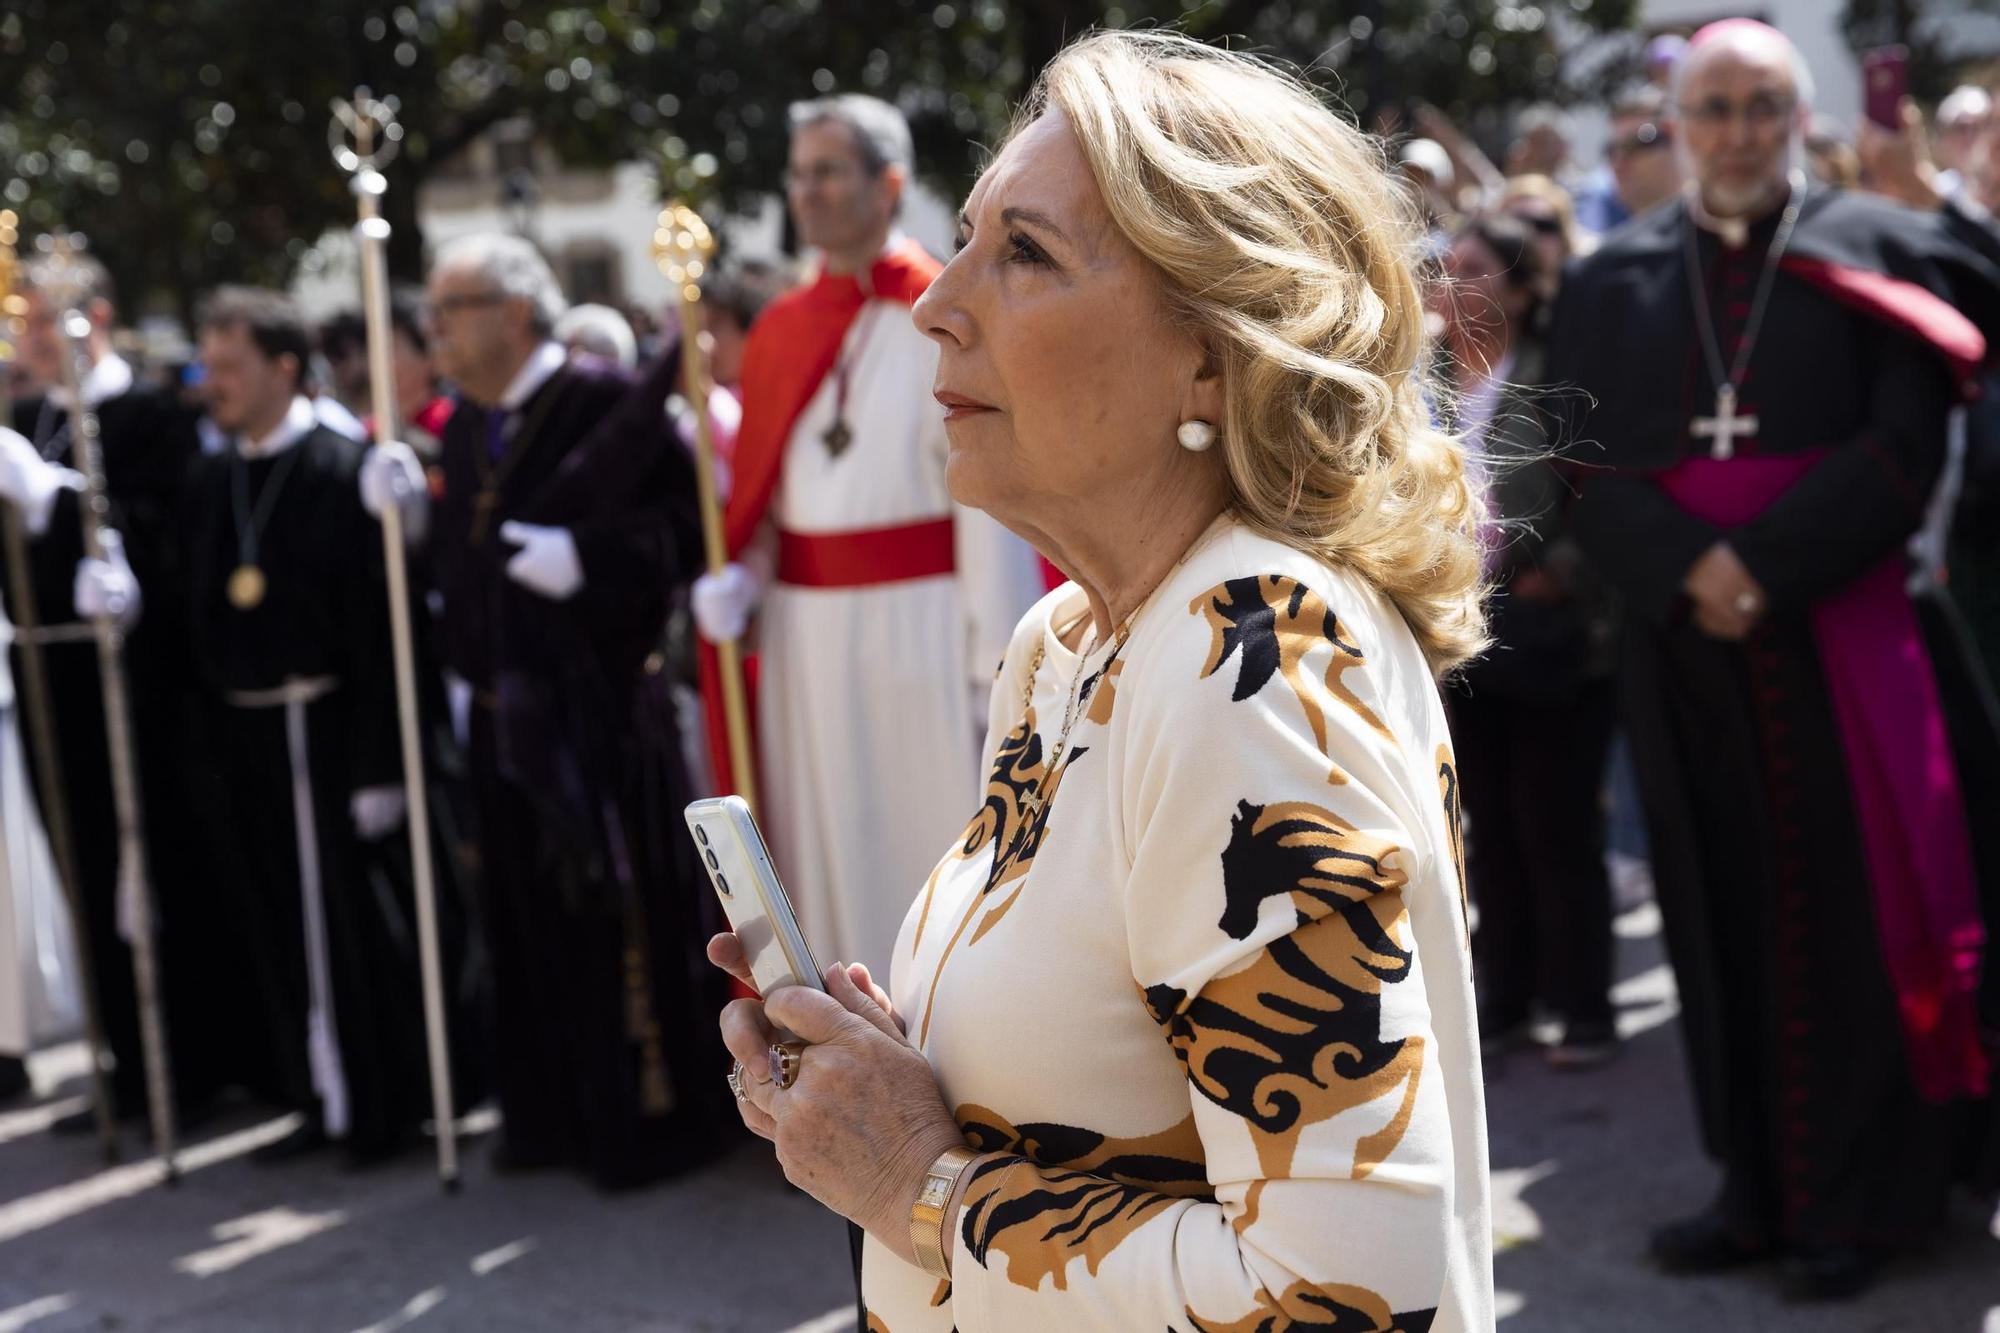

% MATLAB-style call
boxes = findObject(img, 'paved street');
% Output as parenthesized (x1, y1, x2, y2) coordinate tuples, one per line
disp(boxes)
(0, 888, 1994, 1333)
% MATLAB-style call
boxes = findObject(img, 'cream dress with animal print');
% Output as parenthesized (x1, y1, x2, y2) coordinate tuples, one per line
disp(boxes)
(867, 519, 1494, 1332)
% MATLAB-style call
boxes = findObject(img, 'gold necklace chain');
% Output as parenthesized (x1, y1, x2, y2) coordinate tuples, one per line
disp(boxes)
(1013, 520, 1220, 826)
(1016, 622, 1124, 828)
(1042, 613, 1124, 765)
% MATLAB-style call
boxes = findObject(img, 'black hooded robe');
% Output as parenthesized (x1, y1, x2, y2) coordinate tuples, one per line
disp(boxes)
(184, 422, 481, 1156)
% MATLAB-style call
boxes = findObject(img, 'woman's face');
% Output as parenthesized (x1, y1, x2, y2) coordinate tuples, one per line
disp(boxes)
(913, 112, 1219, 538)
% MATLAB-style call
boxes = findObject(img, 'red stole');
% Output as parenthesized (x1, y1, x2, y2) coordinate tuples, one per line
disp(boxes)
(700, 239, 941, 799)
(1779, 255, 1987, 398)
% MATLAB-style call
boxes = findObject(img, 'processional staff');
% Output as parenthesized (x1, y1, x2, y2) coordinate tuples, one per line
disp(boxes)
(0, 212, 120, 1161)
(43, 233, 177, 1178)
(653, 206, 760, 814)
(330, 89, 460, 1192)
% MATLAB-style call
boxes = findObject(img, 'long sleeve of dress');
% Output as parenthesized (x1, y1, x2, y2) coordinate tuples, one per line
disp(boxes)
(943, 570, 1477, 1332)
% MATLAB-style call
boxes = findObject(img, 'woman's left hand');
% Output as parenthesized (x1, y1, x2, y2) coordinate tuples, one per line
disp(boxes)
(719, 962, 967, 1267)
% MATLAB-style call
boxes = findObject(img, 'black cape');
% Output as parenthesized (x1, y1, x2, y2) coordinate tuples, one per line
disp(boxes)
(433, 350, 737, 1188)
(5, 386, 241, 1114)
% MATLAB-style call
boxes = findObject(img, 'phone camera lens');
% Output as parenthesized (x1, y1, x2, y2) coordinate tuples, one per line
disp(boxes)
(695, 826, 710, 845)
(704, 849, 719, 870)
(714, 872, 730, 896)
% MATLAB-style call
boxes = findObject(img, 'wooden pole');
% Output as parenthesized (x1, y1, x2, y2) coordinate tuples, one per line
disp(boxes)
(653, 207, 759, 813)
(47, 236, 177, 1179)
(335, 92, 459, 1191)
(0, 212, 119, 1160)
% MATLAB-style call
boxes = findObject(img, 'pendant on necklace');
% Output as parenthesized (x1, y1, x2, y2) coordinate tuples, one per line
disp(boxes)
(227, 564, 267, 611)
(822, 419, 853, 457)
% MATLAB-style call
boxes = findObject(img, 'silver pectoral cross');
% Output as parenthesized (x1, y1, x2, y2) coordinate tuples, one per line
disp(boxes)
(1691, 385, 1758, 461)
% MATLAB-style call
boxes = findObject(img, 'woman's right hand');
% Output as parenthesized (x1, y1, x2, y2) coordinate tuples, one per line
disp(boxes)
(706, 933, 904, 1034)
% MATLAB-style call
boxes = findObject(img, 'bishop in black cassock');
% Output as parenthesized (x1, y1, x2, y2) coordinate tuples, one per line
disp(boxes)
(404, 235, 735, 1189)
(1551, 120, 2000, 1300)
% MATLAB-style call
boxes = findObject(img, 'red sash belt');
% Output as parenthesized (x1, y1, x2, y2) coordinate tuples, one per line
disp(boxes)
(776, 517, 955, 589)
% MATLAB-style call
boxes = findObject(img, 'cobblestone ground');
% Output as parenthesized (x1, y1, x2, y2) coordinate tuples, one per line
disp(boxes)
(0, 884, 1994, 1332)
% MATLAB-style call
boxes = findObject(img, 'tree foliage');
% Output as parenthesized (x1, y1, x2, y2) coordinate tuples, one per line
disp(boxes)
(0, 0, 1636, 317)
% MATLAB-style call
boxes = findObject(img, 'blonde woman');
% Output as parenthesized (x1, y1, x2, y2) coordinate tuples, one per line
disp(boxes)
(712, 30, 1494, 1332)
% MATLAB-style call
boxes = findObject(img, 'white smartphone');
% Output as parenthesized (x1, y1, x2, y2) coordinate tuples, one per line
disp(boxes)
(685, 795, 825, 998)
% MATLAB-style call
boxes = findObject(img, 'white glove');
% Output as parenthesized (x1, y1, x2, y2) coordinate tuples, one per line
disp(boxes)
(0, 427, 82, 536)
(359, 441, 429, 537)
(691, 562, 761, 644)
(350, 785, 407, 840)
(74, 528, 142, 629)
(498, 520, 584, 601)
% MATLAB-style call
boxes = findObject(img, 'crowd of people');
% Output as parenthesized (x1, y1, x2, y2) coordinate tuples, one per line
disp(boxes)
(0, 68, 1053, 1200)
(1427, 18, 2000, 1304)
(0, 14, 1995, 1326)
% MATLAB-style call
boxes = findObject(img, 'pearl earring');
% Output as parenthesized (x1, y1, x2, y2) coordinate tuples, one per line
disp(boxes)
(1177, 420, 1216, 452)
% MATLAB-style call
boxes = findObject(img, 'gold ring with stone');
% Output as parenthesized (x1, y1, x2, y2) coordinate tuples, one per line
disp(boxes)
(726, 1060, 749, 1101)
(767, 1041, 806, 1091)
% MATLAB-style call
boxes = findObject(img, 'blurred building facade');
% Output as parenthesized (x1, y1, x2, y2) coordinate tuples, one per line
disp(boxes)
(290, 117, 957, 324)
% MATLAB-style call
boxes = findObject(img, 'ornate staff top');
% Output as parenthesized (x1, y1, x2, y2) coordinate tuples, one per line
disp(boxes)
(0, 208, 19, 300)
(33, 230, 101, 333)
(329, 88, 403, 176)
(652, 204, 715, 305)
(0, 209, 22, 362)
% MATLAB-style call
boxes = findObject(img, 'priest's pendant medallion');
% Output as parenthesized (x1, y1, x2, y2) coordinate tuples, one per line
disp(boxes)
(822, 418, 854, 458)
(227, 564, 267, 611)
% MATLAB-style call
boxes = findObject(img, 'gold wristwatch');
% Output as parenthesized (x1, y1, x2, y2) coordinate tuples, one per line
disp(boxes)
(910, 1146, 981, 1278)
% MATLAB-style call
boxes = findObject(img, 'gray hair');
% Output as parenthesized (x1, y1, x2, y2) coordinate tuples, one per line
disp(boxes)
(554, 303, 637, 369)
(431, 232, 568, 336)
(787, 93, 913, 175)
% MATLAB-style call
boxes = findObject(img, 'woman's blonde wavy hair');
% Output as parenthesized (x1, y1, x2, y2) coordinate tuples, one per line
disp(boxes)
(1017, 30, 1489, 675)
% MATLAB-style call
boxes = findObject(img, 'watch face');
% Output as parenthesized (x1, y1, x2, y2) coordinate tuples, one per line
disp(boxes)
(919, 1176, 952, 1208)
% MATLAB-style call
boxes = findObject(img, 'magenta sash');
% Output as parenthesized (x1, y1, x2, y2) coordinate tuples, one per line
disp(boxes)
(1658, 455, 1988, 1102)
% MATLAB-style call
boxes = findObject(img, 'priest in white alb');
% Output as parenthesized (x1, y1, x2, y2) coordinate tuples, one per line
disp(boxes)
(692, 94, 1044, 984)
